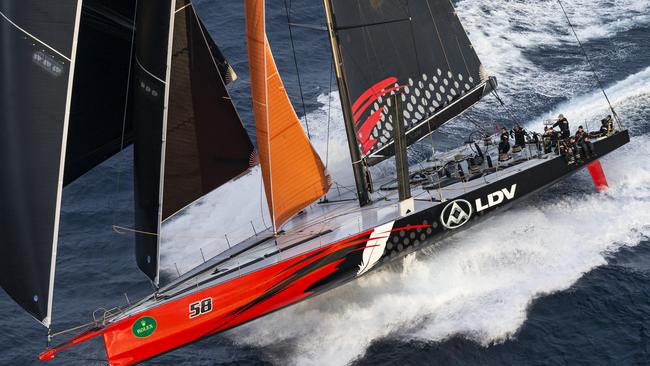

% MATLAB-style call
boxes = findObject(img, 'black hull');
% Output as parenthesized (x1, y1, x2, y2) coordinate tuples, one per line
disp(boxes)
(306, 130, 631, 297)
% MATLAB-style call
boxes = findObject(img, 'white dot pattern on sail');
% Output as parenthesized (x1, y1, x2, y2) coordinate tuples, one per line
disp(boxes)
(358, 69, 479, 154)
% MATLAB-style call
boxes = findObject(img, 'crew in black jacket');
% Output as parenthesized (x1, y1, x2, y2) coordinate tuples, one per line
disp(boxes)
(499, 127, 511, 155)
(575, 125, 594, 157)
(510, 125, 528, 149)
(553, 114, 571, 139)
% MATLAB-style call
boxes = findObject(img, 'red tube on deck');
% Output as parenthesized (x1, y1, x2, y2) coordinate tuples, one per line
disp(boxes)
(587, 160, 609, 192)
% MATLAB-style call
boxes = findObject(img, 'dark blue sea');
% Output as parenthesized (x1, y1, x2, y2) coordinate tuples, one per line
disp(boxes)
(2, 0, 650, 365)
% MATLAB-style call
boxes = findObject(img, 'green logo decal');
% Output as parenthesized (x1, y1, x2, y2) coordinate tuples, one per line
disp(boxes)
(132, 316, 157, 338)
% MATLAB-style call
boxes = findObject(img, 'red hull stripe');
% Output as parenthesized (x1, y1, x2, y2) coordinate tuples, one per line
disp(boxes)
(38, 224, 422, 365)
(101, 230, 375, 365)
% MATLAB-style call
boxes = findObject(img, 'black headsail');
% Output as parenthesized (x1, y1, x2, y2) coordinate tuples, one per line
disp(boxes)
(64, 0, 137, 185)
(163, 0, 254, 219)
(132, 0, 254, 284)
(0, 1, 83, 326)
(323, 0, 495, 165)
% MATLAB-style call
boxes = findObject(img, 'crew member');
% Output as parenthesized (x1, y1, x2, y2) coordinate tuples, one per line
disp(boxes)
(543, 126, 552, 154)
(553, 113, 571, 139)
(498, 127, 511, 155)
(559, 137, 577, 165)
(599, 115, 614, 136)
(575, 125, 594, 157)
(550, 128, 561, 154)
(511, 126, 528, 149)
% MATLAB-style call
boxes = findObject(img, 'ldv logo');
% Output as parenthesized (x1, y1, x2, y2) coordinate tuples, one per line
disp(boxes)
(476, 184, 517, 212)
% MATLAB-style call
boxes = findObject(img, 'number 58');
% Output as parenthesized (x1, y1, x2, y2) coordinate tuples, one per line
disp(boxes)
(189, 298, 213, 319)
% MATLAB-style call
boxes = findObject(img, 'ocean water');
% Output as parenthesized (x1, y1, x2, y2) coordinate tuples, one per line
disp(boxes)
(1, 0, 650, 365)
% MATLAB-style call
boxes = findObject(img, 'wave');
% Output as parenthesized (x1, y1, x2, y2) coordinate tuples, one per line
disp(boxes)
(456, 0, 650, 101)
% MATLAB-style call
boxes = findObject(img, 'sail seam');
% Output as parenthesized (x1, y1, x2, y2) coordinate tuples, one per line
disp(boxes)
(45, 0, 85, 328)
(175, 3, 191, 13)
(334, 17, 410, 31)
(135, 55, 166, 84)
(0, 10, 71, 61)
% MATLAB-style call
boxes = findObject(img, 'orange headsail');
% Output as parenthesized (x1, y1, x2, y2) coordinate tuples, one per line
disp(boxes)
(244, 0, 331, 231)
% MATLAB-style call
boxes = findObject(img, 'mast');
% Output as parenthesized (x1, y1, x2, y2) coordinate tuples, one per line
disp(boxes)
(390, 94, 414, 217)
(154, 0, 177, 286)
(322, 0, 371, 206)
(46, 0, 84, 328)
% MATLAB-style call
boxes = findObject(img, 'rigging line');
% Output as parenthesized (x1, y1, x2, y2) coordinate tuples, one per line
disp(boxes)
(556, 0, 623, 128)
(455, 35, 473, 81)
(405, 1, 425, 81)
(463, 113, 489, 134)
(112, 225, 158, 236)
(112, 0, 139, 228)
(491, 89, 522, 128)
(49, 320, 99, 339)
(283, 0, 311, 139)
(259, 168, 269, 231)
(334, 17, 411, 31)
(325, 59, 333, 168)
(425, 1, 455, 79)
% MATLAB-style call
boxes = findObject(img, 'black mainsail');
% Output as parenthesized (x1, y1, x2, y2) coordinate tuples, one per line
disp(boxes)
(324, 0, 495, 165)
(0, 1, 83, 326)
(133, 0, 254, 284)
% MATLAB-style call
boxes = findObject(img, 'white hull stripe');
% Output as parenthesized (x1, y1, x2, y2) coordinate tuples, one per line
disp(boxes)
(357, 221, 395, 276)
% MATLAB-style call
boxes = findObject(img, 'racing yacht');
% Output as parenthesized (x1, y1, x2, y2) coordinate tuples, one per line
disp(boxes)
(0, 0, 629, 364)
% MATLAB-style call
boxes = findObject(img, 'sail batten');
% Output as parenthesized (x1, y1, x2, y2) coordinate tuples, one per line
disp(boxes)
(245, 0, 331, 231)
